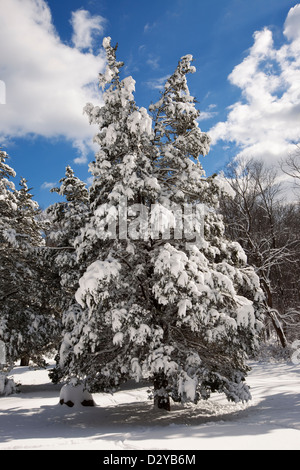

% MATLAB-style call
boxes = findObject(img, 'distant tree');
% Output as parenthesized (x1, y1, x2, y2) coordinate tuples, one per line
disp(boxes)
(0, 150, 61, 367)
(53, 39, 265, 410)
(281, 145, 300, 192)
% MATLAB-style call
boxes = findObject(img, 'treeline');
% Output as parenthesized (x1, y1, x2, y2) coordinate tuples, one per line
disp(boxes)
(0, 153, 89, 366)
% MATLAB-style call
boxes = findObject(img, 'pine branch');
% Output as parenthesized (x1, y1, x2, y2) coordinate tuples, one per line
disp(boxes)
(0, 290, 18, 302)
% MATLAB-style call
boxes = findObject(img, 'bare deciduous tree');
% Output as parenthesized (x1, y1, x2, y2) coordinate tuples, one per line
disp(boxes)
(281, 145, 300, 191)
(220, 158, 300, 347)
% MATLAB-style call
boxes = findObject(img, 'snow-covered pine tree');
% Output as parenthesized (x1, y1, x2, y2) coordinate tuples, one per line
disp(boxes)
(0, 149, 18, 391)
(146, 57, 265, 406)
(0, 151, 61, 368)
(46, 165, 90, 301)
(46, 166, 90, 385)
(53, 39, 265, 410)
(52, 37, 160, 390)
(150, 53, 212, 205)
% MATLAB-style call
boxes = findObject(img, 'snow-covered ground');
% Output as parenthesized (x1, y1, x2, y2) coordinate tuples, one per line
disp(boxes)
(0, 361, 299, 450)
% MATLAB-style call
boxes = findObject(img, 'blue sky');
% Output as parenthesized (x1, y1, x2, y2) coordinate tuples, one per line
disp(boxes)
(0, 0, 299, 208)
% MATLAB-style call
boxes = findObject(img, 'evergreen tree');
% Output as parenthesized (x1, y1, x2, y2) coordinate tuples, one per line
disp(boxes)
(46, 165, 90, 300)
(46, 166, 90, 383)
(0, 151, 61, 367)
(53, 39, 265, 409)
(150, 53, 212, 204)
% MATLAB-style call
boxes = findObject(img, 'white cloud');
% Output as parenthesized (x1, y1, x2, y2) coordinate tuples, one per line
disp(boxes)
(144, 22, 158, 33)
(209, 4, 300, 166)
(71, 9, 106, 50)
(0, 0, 106, 163)
(41, 181, 56, 190)
(197, 105, 218, 122)
(146, 56, 160, 70)
(284, 3, 300, 40)
(145, 75, 170, 90)
(0, 80, 5, 105)
(73, 138, 98, 165)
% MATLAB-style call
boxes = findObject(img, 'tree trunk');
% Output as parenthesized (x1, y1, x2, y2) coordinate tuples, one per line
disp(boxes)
(153, 371, 170, 411)
(261, 278, 288, 348)
(20, 355, 30, 366)
(268, 310, 288, 349)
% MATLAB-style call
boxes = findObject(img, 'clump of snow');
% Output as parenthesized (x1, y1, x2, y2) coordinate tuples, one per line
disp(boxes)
(230, 241, 248, 264)
(75, 257, 121, 307)
(127, 107, 153, 136)
(59, 382, 95, 408)
(178, 371, 198, 402)
(131, 358, 142, 382)
(3, 228, 18, 247)
(236, 296, 256, 328)
(0, 373, 16, 396)
(113, 331, 124, 346)
(102, 36, 111, 49)
(177, 298, 191, 318)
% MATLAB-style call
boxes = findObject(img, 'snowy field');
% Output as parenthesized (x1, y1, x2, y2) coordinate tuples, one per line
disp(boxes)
(0, 361, 299, 450)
